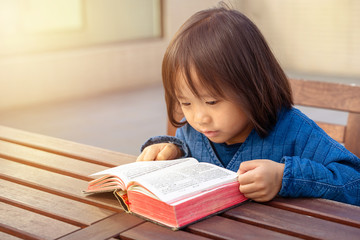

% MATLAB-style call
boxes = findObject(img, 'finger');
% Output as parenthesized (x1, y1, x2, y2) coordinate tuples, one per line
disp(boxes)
(138, 147, 160, 161)
(239, 160, 262, 173)
(143, 149, 160, 161)
(239, 182, 257, 194)
(239, 183, 265, 199)
(244, 192, 264, 201)
(239, 183, 275, 202)
(136, 148, 150, 161)
(237, 171, 254, 185)
(156, 144, 178, 160)
(245, 192, 272, 202)
(136, 151, 145, 161)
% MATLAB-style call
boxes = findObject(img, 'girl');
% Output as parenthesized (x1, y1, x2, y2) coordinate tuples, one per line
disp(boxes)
(137, 5, 360, 205)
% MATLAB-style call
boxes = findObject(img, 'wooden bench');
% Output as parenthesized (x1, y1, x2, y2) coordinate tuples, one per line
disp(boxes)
(290, 78, 360, 157)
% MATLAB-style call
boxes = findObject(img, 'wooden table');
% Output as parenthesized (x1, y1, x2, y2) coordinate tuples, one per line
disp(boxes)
(1, 125, 360, 240)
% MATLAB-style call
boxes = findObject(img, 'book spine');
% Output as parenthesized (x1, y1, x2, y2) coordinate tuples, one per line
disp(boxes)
(113, 190, 131, 212)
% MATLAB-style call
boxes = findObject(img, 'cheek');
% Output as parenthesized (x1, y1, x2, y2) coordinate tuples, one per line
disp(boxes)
(181, 109, 193, 122)
(223, 109, 249, 129)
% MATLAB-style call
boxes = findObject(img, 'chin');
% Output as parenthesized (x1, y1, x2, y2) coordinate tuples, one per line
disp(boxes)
(207, 137, 225, 144)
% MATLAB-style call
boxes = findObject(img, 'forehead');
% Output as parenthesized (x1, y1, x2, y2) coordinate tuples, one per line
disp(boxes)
(174, 68, 221, 99)
(175, 70, 199, 94)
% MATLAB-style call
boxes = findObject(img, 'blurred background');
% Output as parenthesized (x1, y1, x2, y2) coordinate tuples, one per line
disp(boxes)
(0, 0, 359, 155)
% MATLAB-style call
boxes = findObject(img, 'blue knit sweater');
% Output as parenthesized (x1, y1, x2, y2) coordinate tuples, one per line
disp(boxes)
(142, 107, 360, 205)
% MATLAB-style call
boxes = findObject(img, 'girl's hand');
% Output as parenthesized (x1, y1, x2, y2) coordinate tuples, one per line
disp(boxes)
(136, 143, 182, 161)
(237, 160, 284, 202)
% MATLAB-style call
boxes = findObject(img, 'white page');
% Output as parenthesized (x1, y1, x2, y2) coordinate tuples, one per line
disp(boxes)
(128, 162, 238, 203)
(90, 158, 198, 185)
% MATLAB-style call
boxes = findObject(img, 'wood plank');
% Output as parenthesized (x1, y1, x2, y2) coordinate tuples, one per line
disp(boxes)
(345, 112, 360, 157)
(0, 179, 114, 227)
(224, 202, 360, 239)
(186, 216, 300, 240)
(267, 197, 360, 228)
(0, 223, 40, 240)
(0, 231, 23, 240)
(290, 78, 360, 112)
(0, 125, 136, 167)
(120, 222, 210, 240)
(58, 213, 144, 240)
(316, 122, 345, 143)
(0, 202, 79, 240)
(1, 158, 123, 212)
(0, 140, 107, 181)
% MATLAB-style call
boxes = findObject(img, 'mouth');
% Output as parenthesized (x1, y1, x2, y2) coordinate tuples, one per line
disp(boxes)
(202, 130, 219, 138)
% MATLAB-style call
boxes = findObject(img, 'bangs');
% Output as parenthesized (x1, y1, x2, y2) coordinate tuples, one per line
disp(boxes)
(173, 66, 226, 100)
(164, 14, 230, 102)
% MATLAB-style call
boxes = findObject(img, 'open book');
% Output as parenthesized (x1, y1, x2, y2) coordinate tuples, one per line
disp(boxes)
(84, 158, 247, 230)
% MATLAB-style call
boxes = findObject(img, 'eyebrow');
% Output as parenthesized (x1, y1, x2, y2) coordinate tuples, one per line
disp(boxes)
(176, 95, 187, 100)
(176, 91, 217, 99)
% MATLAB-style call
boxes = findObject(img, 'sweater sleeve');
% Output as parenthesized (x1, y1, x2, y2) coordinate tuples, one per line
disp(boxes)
(140, 134, 190, 158)
(279, 155, 360, 205)
(267, 108, 360, 206)
(277, 127, 360, 205)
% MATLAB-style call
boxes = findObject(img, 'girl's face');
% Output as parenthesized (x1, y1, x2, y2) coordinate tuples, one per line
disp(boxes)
(175, 71, 253, 145)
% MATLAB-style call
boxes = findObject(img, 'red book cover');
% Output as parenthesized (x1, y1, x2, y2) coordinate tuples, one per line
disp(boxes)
(84, 158, 247, 230)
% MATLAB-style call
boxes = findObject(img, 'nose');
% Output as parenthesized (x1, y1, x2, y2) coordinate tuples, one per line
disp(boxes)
(194, 109, 211, 126)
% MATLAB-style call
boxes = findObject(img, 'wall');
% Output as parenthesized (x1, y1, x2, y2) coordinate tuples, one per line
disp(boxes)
(0, 0, 217, 111)
(235, 0, 360, 82)
(0, 40, 166, 110)
(2, 0, 358, 111)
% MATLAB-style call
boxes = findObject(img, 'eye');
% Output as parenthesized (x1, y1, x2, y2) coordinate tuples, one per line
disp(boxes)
(206, 100, 218, 105)
(181, 102, 191, 106)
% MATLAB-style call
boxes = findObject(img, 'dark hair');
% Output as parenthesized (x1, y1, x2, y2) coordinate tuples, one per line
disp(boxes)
(162, 5, 293, 137)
